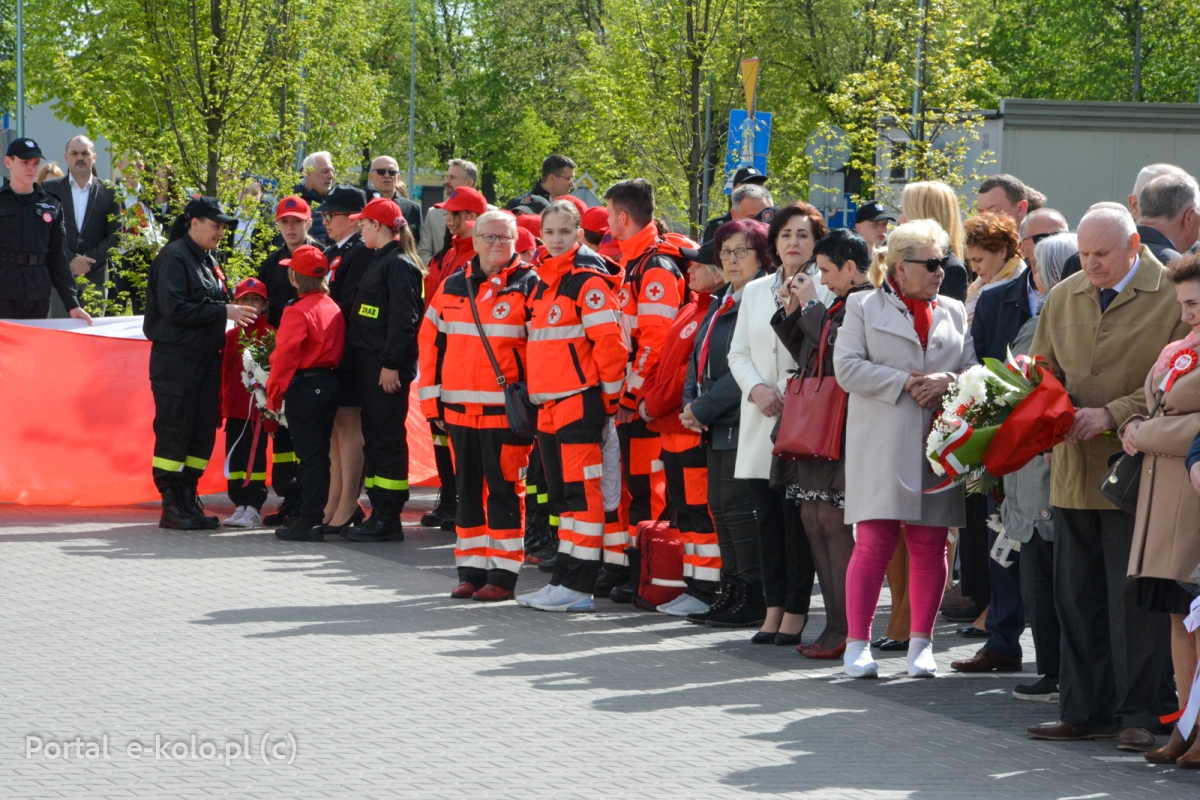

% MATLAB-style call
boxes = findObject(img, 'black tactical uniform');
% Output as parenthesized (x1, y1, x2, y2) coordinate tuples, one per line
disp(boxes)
(0, 138, 80, 319)
(320, 186, 373, 409)
(144, 197, 237, 529)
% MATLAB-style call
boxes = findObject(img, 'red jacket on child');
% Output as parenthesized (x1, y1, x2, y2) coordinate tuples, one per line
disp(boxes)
(220, 315, 274, 420)
(266, 292, 346, 411)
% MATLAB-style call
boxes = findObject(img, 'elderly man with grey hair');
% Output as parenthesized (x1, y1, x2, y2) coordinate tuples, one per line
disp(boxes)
(419, 158, 480, 265)
(730, 183, 773, 222)
(1136, 172, 1200, 263)
(295, 150, 335, 243)
(367, 155, 423, 243)
(1027, 205, 1188, 751)
(1018, 208, 1068, 274)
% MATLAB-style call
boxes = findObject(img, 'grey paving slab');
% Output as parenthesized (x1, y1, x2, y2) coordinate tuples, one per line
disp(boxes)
(0, 490, 1195, 799)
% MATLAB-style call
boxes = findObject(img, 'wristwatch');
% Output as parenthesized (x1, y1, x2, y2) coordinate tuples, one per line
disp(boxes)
(801, 299, 822, 314)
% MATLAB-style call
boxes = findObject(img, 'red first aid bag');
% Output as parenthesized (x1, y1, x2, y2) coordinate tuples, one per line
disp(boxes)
(633, 520, 686, 610)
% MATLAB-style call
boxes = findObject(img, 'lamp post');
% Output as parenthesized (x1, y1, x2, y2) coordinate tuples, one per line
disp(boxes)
(16, 0, 25, 136)
(407, 0, 417, 191)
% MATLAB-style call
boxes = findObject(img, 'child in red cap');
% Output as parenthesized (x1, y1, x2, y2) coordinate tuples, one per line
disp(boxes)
(220, 277, 274, 528)
(265, 245, 346, 541)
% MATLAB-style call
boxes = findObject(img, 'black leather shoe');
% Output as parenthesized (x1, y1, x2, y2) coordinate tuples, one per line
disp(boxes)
(687, 578, 736, 624)
(609, 586, 634, 604)
(774, 632, 802, 646)
(594, 565, 630, 599)
(342, 515, 403, 542)
(874, 638, 910, 651)
(750, 630, 777, 644)
(537, 554, 558, 573)
(159, 487, 204, 530)
(276, 520, 325, 542)
(958, 625, 991, 638)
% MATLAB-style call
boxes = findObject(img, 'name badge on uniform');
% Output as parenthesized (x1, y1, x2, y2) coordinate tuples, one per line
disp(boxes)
(359, 304, 379, 319)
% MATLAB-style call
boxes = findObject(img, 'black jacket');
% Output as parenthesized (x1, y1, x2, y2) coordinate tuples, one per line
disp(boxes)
(257, 238, 322, 328)
(367, 189, 424, 244)
(143, 235, 228, 357)
(326, 233, 373, 316)
(0, 181, 79, 309)
(940, 253, 969, 303)
(1137, 225, 1183, 265)
(294, 184, 329, 244)
(43, 175, 122, 289)
(971, 267, 1034, 362)
(701, 212, 731, 244)
(683, 279, 752, 449)
(346, 240, 424, 377)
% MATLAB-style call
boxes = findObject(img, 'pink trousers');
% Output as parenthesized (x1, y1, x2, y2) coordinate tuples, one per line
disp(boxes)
(845, 519, 949, 641)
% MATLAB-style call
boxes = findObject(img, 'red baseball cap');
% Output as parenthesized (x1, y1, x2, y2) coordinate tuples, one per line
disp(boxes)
(435, 186, 487, 215)
(556, 194, 588, 217)
(233, 277, 269, 301)
(275, 195, 311, 221)
(581, 206, 610, 236)
(280, 244, 329, 278)
(515, 213, 541, 239)
(349, 197, 407, 231)
(515, 227, 537, 252)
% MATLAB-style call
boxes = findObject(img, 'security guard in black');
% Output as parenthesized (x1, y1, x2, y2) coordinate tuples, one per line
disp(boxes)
(0, 137, 83, 319)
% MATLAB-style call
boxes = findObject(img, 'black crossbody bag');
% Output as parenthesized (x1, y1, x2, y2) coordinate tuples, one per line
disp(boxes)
(465, 284, 539, 438)
(1099, 391, 1163, 515)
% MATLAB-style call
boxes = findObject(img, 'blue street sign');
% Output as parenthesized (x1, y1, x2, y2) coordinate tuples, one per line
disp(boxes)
(723, 110, 772, 193)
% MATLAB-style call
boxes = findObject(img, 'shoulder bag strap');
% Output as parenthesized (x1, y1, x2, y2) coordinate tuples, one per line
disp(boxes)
(811, 317, 833, 381)
(465, 278, 507, 389)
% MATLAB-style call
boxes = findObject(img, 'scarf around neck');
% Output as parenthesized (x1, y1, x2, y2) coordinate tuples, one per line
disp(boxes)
(887, 277, 937, 350)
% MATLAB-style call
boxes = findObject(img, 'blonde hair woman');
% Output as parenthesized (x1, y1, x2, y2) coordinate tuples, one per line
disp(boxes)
(900, 182, 969, 302)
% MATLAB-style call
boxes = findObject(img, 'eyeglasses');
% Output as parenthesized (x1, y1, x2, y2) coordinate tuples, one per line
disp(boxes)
(1021, 231, 1061, 246)
(719, 247, 753, 262)
(903, 256, 950, 273)
(373, 168, 399, 177)
(478, 234, 514, 245)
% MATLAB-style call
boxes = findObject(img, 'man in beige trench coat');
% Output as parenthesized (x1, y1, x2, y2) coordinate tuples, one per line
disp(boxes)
(1027, 206, 1190, 750)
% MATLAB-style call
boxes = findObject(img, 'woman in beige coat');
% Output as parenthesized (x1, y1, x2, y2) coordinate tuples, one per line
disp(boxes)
(1119, 253, 1200, 767)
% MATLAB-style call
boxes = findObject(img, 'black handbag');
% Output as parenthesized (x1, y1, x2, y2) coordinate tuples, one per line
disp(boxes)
(465, 283, 539, 438)
(1099, 391, 1163, 515)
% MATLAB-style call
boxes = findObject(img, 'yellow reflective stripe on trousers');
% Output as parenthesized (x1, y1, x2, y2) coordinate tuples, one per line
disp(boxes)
(152, 456, 184, 472)
(228, 471, 268, 481)
(432, 435, 448, 447)
(537, 493, 549, 504)
(364, 476, 375, 488)
(548, 515, 560, 526)
(184, 456, 208, 469)
(273, 452, 297, 464)
(373, 476, 409, 491)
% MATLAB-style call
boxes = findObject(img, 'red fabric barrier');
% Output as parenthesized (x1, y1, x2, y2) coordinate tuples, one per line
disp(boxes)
(0, 321, 435, 506)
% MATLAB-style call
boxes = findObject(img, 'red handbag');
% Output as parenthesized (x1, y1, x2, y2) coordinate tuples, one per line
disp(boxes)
(772, 319, 847, 461)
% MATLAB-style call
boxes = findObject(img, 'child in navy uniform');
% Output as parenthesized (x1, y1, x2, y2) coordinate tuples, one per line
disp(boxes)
(265, 245, 346, 542)
(221, 277, 273, 528)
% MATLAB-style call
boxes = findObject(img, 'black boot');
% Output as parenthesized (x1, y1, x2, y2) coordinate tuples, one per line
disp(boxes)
(608, 546, 641, 603)
(159, 486, 203, 530)
(687, 577, 737, 624)
(343, 496, 403, 542)
(276, 517, 325, 542)
(180, 483, 220, 529)
(421, 491, 457, 529)
(263, 493, 302, 526)
(705, 579, 768, 628)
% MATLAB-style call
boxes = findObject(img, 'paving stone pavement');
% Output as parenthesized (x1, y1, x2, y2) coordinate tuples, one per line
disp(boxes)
(1, 488, 1195, 799)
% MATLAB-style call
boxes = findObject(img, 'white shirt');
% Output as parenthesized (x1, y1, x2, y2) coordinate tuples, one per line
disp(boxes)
(70, 174, 94, 233)
(1111, 255, 1141, 295)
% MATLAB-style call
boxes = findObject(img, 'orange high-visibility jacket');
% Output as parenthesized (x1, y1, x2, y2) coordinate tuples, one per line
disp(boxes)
(615, 223, 686, 411)
(423, 234, 476, 309)
(418, 255, 539, 427)
(526, 243, 628, 416)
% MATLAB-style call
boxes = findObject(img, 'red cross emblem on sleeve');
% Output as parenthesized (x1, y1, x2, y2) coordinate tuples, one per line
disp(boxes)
(585, 289, 605, 310)
(645, 281, 664, 302)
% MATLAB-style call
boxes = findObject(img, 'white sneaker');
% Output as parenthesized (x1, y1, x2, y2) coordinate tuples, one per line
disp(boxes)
(843, 640, 878, 679)
(515, 584, 556, 608)
(907, 638, 937, 678)
(658, 593, 711, 617)
(529, 585, 595, 612)
(224, 506, 250, 528)
(241, 507, 263, 528)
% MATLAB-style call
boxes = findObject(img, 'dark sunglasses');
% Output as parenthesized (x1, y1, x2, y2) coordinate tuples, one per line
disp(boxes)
(903, 256, 951, 273)
(1021, 231, 1058, 245)
(373, 168, 399, 177)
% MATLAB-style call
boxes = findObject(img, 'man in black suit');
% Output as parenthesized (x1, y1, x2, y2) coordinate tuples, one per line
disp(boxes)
(44, 135, 121, 316)
(366, 155, 422, 242)
(1135, 173, 1199, 265)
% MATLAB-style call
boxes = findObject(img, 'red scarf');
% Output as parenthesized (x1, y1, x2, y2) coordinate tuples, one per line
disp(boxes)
(888, 277, 936, 350)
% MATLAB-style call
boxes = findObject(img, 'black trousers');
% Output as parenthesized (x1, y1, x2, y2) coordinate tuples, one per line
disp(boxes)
(448, 423, 533, 591)
(284, 371, 340, 524)
(526, 439, 547, 517)
(705, 446, 761, 584)
(353, 346, 411, 517)
(751, 480, 814, 614)
(0, 297, 50, 319)
(1020, 527, 1060, 679)
(150, 348, 221, 492)
(431, 420, 457, 507)
(271, 425, 298, 500)
(618, 417, 661, 542)
(959, 494, 992, 604)
(224, 417, 268, 509)
(983, 507, 1025, 660)
(1054, 507, 1175, 730)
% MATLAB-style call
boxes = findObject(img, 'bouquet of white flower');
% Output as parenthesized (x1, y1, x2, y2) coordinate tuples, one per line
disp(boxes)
(240, 330, 286, 427)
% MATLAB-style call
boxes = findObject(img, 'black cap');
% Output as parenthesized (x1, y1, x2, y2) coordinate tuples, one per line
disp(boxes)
(732, 166, 767, 186)
(6, 138, 44, 160)
(754, 205, 778, 224)
(855, 201, 896, 223)
(507, 194, 549, 215)
(319, 184, 368, 215)
(184, 196, 238, 228)
(680, 238, 717, 266)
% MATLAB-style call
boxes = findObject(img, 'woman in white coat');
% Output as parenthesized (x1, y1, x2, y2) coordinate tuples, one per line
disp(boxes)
(833, 219, 977, 679)
(727, 203, 827, 644)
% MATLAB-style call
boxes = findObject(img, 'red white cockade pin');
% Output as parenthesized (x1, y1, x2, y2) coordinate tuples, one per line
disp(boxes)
(1164, 348, 1198, 392)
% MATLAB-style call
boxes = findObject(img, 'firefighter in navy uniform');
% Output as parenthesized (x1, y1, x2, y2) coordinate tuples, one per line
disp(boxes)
(0, 138, 91, 322)
(145, 197, 256, 529)
(341, 197, 425, 542)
